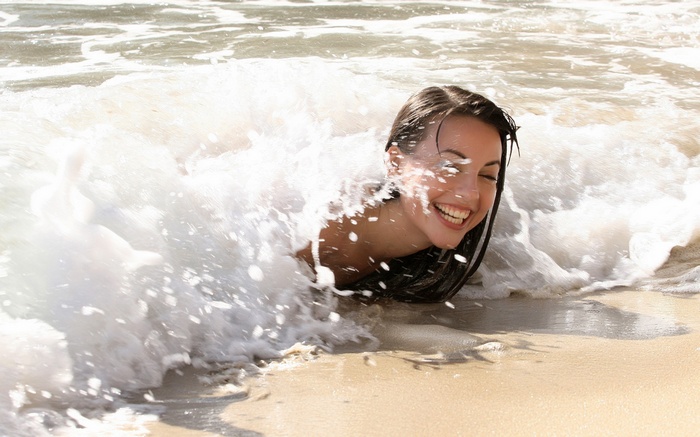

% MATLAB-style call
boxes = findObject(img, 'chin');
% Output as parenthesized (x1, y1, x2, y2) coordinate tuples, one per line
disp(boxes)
(432, 240, 461, 250)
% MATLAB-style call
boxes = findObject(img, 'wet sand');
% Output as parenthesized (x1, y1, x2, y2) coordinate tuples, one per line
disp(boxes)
(146, 288, 700, 436)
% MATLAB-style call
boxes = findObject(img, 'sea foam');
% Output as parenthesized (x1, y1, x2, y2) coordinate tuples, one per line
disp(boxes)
(0, 57, 698, 434)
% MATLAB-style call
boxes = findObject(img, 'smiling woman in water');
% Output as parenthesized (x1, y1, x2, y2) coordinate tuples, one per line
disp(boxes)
(297, 85, 519, 303)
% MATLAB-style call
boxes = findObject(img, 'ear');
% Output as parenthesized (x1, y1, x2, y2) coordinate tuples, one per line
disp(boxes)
(386, 145, 403, 175)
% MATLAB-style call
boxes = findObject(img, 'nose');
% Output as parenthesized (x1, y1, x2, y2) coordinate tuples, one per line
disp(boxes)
(452, 172, 479, 202)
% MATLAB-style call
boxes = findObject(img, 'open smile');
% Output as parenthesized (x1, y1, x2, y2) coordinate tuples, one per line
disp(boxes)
(434, 202, 471, 227)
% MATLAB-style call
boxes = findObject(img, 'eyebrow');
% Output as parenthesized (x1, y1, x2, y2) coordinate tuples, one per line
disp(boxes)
(441, 148, 501, 167)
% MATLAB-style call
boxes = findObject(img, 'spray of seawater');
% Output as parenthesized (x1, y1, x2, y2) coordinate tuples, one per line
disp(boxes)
(0, 60, 402, 434)
(0, 52, 698, 434)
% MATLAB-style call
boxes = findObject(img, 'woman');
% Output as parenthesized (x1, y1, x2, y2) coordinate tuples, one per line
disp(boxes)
(297, 85, 519, 303)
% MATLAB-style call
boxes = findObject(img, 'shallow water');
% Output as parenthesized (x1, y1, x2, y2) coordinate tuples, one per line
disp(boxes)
(1, 0, 699, 435)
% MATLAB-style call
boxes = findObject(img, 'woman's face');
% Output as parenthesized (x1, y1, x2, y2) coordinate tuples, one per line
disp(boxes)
(389, 115, 502, 250)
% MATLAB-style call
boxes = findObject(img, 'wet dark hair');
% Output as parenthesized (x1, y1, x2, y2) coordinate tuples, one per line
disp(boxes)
(347, 85, 519, 303)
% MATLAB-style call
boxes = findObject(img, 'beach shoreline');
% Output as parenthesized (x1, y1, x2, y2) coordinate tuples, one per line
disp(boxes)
(145, 289, 700, 436)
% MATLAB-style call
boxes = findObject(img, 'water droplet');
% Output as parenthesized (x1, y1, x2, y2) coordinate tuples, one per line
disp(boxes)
(248, 265, 264, 281)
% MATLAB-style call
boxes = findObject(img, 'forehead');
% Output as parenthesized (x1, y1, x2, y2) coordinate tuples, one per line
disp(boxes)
(416, 115, 502, 162)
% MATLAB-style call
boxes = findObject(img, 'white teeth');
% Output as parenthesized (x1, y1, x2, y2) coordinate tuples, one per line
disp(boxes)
(434, 203, 470, 225)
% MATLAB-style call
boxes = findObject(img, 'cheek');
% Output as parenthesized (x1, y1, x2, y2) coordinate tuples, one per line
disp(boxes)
(400, 167, 448, 198)
(401, 176, 448, 218)
(400, 189, 430, 219)
(478, 185, 498, 213)
(483, 185, 496, 201)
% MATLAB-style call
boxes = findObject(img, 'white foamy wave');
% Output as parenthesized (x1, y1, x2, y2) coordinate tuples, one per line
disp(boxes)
(0, 314, 73, 437)
(640, 47, 700, 71)
(0, 60, 399, 434)
(1, 52, 699, 433)
(465, 105, 700, 298)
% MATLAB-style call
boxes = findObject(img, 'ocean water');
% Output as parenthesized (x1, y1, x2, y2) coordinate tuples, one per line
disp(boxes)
(1, 0, 699, 434)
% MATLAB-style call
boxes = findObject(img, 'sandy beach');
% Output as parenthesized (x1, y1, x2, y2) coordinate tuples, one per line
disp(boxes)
(145, 287, 700, 437)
